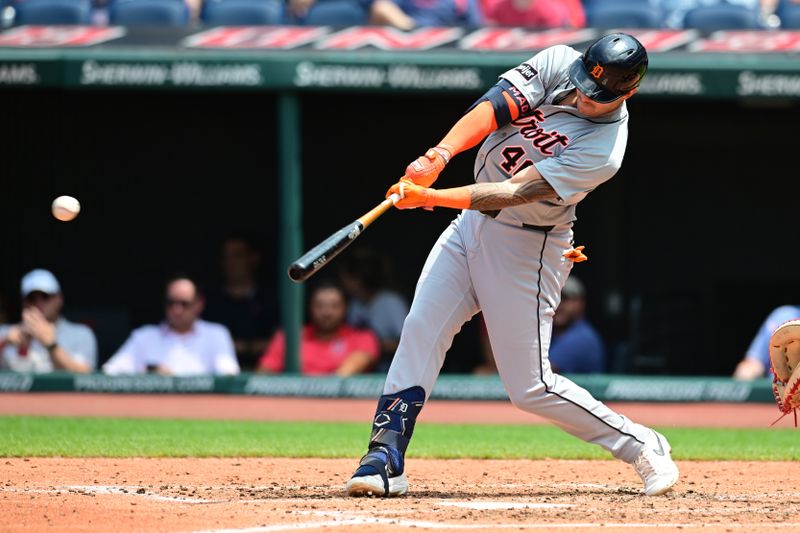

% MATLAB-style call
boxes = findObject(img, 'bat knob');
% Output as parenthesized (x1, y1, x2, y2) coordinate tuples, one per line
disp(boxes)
(287, 264, 305, 283)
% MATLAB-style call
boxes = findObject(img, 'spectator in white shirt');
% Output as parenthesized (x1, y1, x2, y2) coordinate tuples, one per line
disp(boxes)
(0, 269, 97, 373)
(102, 276, 240, 376)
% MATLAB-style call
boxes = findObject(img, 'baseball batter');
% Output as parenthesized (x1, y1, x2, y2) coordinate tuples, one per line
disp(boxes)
(346, 33, 680, 498)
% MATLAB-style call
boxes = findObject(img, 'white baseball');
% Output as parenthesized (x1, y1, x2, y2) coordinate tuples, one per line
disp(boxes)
(51, 195, 81, 222)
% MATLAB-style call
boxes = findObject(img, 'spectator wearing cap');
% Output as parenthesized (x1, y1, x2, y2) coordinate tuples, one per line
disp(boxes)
(549, 276, 605, 374)
(475, 275, 605, 375)
(0, 269, 97, 373)
(102, 276, 240, 376)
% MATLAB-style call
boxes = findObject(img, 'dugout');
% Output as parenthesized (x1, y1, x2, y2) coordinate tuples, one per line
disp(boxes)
(1, 26, 800, 376)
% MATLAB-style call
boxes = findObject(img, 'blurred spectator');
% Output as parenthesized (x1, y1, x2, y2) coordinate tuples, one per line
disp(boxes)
(483, 0, 584, 28)
(258, 280, 379, 376)
(550, 276, 605, 373)
(370, 0, 482, 30)
(475, 276, 605, 374)
(733, 304, 800, 380)
(203, 232, 277, 371)
(103, 276, 239, 376)
(0, 269, 97, 373)
(337, 247, 409, 373)
(654, 0, 776, 28)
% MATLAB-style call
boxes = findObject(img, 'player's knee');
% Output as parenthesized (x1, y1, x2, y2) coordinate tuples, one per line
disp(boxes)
(507, 383, 550, 411)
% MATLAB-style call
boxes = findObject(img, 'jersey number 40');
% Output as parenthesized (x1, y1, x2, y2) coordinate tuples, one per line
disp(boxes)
(500, 146, 533, 176)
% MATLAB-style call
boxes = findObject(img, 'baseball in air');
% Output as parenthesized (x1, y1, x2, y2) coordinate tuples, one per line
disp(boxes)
(51, 195, 81, 222)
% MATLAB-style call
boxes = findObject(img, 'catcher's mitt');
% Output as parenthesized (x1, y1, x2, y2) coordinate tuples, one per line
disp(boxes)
(769, 319, 800, 426)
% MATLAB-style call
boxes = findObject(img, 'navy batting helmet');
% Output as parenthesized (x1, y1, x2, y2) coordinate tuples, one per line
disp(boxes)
(568, 33, 648, 104)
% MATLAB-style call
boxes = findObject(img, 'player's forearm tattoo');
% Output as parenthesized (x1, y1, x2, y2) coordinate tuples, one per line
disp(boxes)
(468, 180, 557, 211)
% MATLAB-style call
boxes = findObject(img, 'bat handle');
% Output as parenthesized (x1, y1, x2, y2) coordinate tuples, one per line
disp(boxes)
(357, 193, 401, 228)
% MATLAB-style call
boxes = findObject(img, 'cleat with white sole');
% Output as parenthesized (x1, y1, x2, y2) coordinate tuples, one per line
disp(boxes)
(346, 472, 408, 497)
(632, 430, 680, 496)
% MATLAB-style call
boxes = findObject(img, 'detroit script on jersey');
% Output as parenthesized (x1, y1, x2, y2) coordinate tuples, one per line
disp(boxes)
(474, 44, 630, 229)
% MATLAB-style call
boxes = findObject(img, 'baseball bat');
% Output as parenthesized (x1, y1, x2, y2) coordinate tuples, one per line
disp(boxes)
(288, 193, 401, 283)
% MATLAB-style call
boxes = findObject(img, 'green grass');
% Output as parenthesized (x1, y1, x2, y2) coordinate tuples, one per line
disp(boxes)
(0, 416, 797, 461)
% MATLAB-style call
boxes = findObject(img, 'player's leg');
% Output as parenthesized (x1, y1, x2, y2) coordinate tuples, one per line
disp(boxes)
(471, 218, 678, 495)
(346, 213, 480, 497)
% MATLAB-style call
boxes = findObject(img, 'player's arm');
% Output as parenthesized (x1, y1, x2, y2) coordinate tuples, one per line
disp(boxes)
(404, 80, 526, 187)
(387, 163, 558, 211)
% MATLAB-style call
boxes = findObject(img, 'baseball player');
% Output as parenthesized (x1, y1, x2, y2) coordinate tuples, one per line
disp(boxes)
(345, 32, 680, 498)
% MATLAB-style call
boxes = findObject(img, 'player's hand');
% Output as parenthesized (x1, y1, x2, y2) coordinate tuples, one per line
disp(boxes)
(403, 145, 452, 187)
(387, 178, 436, 210)
(563, 245, 587, 263)
(21, 307, 56, 346)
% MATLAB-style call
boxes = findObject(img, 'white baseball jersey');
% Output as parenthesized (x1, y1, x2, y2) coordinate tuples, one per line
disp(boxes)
(476, 45, 629, 229)
(383, 44, 653, 466)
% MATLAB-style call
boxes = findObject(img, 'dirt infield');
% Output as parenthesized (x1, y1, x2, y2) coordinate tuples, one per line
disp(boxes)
(2, 394, 797, 532)
(2, 457, 799, 532)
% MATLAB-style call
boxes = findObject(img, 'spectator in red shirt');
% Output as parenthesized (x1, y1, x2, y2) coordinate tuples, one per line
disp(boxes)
(258, 281, 379, 376)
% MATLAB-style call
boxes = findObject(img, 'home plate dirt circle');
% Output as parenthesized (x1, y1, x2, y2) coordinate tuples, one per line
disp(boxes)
(2, 457, 799, 532)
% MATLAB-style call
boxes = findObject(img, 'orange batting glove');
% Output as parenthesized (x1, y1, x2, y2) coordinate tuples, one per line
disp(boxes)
(386, 178, 471, 210)
(563, 245, 588, 263)
(403, 144, 453, 187)
(387, 179, 436, 210)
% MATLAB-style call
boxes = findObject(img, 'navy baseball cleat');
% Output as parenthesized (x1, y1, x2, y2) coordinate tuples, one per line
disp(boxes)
(632, 430, 679, 496)
(346, 446, 408, 497)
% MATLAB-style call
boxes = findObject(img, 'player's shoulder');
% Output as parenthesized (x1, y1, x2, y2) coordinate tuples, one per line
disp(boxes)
(532, 44, 581, 64)
(548, 44, 581, 56)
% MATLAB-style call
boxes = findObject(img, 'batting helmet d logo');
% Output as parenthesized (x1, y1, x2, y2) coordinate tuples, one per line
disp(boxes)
(590, 65, 604, 79)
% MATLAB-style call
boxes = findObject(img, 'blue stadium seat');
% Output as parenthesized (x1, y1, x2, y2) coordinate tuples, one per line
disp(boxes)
(109, 0, 189, 25)
(682, 4, 762, 30)
(14, 0, 91, 24)
(776, 0, 800, 28)
(585, 3, 664, 29)
(778, 8, 800, 28)
(297, 0, 368, 25)
(201, 0, 284, 25)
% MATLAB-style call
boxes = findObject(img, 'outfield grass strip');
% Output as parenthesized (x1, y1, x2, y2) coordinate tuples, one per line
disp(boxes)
(0, 416, 797, 461)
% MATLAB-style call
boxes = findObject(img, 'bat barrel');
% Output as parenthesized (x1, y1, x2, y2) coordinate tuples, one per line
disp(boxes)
(287, 221, 364, 283)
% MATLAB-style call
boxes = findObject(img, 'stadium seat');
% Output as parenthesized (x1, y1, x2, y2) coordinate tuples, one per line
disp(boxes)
(776, 1, 800, 28)
(201, 0, 285, 25)
(14, 0, 92, 24)
(682, 4, 762, 30)
(298, 0, 368, 25)
(585, 3, 664, 29)
(109, 0, 189, 26)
